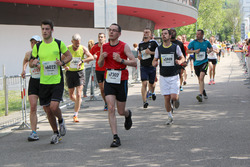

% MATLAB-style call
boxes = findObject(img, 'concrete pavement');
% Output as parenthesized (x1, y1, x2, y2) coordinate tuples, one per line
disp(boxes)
(0, 52, 250, 167)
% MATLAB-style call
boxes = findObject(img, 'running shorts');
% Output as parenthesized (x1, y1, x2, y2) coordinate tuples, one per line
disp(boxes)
(160, 75, 180, 95)
(66, 70, 85, 89)
(28, 77, 40, 96)
(104, 80, 128, 102)
(194, 62, 208, 77)
(95, 70, 105, 83)
(140, 66, 156, 84)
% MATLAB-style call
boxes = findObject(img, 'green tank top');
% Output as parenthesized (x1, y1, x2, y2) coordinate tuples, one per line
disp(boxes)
(32, 38, 68, 84)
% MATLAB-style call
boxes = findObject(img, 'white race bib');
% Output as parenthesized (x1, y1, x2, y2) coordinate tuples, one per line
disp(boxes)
(141, 50, 151, 60)
(196, 52, 206, 61)
(106, 70, 121, 84)
(30, 67, 40, 79)
(70, 57, 81, 68)
(161, 54, 175, 67)
(43, 61, 58, 75)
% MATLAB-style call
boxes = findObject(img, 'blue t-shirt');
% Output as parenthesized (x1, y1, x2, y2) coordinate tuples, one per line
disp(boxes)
(188, 39, 212, 66)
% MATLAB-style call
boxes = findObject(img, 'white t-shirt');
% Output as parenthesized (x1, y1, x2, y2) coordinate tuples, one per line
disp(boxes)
(208, 44, 218, 59)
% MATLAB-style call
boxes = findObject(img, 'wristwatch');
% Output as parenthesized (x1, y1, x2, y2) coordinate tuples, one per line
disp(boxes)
(120, 59, 124, 64)
(61, 60, 66, 66)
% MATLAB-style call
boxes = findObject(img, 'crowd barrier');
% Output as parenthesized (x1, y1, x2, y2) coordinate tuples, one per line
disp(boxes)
(0, 57, 141, 130)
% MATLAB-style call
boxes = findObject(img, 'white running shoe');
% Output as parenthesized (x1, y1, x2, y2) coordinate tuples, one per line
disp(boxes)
(50, 134, 62, 144)
(165, 116, 173, 125)
(59, 118, 66, 136)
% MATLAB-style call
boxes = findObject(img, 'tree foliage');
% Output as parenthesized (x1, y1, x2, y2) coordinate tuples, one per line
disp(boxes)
(158, 0, 241, 42)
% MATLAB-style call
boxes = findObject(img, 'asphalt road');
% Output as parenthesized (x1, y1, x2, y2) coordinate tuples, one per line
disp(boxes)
(0, 52, 250, 167)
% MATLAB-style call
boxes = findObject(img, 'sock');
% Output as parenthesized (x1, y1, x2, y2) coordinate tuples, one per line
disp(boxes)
(113, 134, 119, 139)
(168, 112, 172, 117)
(74, 112, 78, 117)
(32, 130, 37, 134)
(54, 131, 59, 134)
(58, 118, 63, 124)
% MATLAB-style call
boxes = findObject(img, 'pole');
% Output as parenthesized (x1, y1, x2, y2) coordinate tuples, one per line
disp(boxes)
(3, 65, 8, 116)
(104, 0, 107, 42)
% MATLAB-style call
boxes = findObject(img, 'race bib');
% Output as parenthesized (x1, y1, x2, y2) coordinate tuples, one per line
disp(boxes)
(43, 61, 58, 75)
(30, 67, 40, 79)
(70, 57, 81, 68)
(196, 52, 206, 61)
(106, 70, 121, 84)
(141, 50, 151, 60)
(161, 54, 174, 67)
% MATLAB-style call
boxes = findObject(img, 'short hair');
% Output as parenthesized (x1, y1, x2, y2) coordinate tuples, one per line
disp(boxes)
(72, 33, 81, 40)
(197, 29, 204, 35)
(98, 33, 105, 37)
(41, 19, 54, 30)
(111, 23, 121, 32)
(144, 28, 152, 33)
(162, 28, 171, 35)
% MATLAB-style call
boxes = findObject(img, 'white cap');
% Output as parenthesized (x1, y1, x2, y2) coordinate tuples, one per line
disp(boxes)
(30, 35, 41, 42)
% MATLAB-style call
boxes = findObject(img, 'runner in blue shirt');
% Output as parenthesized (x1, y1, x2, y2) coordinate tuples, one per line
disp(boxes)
(187, 29, 213, 102)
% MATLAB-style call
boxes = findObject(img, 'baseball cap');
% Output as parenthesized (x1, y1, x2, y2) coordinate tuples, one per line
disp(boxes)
(30, 35, 41, 42)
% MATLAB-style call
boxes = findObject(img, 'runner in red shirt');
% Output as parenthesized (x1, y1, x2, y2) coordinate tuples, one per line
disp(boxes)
(98, 23, 137, 147)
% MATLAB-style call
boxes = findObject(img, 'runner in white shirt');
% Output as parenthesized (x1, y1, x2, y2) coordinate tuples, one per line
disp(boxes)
(208, 36, 219, 85)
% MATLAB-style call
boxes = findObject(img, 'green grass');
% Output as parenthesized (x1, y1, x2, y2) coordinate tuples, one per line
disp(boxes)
(0, 90, 29, 117)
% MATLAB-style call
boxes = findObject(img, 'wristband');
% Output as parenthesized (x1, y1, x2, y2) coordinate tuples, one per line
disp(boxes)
(120, 59, 124, 64)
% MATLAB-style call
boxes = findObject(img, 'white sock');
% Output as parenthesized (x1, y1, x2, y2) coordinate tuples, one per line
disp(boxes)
(74, 112, 78, 117)
(168, 112, 172, 117)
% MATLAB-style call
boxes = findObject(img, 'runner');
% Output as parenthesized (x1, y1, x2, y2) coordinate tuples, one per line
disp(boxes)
(187, 29, 213, 102)
(208, 36, 219, 85)
(63, 34, 94, 122)
(98, 23, 137, 147)
(182, 34, 190, 85)
(169, 28, 187, 92)
(21, 35, 42, 141)
(90, 33, 108, 110)
(138, 28, 159, 108)
(152, 28, 185, 125)
(31, 19, 72, 144)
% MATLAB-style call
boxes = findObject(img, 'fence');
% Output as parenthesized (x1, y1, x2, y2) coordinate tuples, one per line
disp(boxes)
(0, 61, 140, 130)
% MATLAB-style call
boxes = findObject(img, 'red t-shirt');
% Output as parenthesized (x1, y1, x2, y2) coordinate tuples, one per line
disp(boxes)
(183, 41, 189, 57)
(90, 44, 106, 71)
(102, 41, 128, 80)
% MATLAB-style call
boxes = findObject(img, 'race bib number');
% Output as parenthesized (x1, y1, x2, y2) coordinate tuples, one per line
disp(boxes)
(196, 52, 206, 61)
(106, 70, 121, 84)
(161, 54, 174, 66)
(70, 57, 81, 68)
(141, 50, 151, 60)
(43, 61, 58, 75)
(30, 67, 40, 79)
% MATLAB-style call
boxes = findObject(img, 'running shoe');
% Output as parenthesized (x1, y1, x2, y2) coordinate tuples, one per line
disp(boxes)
(165, 116, 173, 125)
(203, 90, 208, 99)
(208, 81, 212, 85)
(174, 99, 180, 109)
(143, 102, 149, 108)
(59, 118, 66, 136)
(148, 92, 152, 100)
(28, 132, 39, 141)
(104, 104, 108, 111)
(124, 110, 132, 130)
(152, 93, 156, 101)
(73, 116, 79, 123)
(212, 80, 215, 85)
(180, 86, 183, 91)
(110, 137, 121, 147)
(50, 134, 62, 144)
(183, 81, 187, 85)
(196, 94, 203, 102)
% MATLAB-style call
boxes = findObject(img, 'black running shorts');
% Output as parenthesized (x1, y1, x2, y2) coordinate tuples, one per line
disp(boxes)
(28, 77, 40, 96)
(66, 70, 85, 89)
(39, 80, 64, 106)
(104, 80, 128, 102)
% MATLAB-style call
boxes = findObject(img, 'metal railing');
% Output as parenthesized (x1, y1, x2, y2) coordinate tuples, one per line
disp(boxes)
(0, 61, 140, 130)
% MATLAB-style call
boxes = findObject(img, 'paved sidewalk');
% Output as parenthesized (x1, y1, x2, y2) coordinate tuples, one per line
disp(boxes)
(0, 52, 250, 167)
